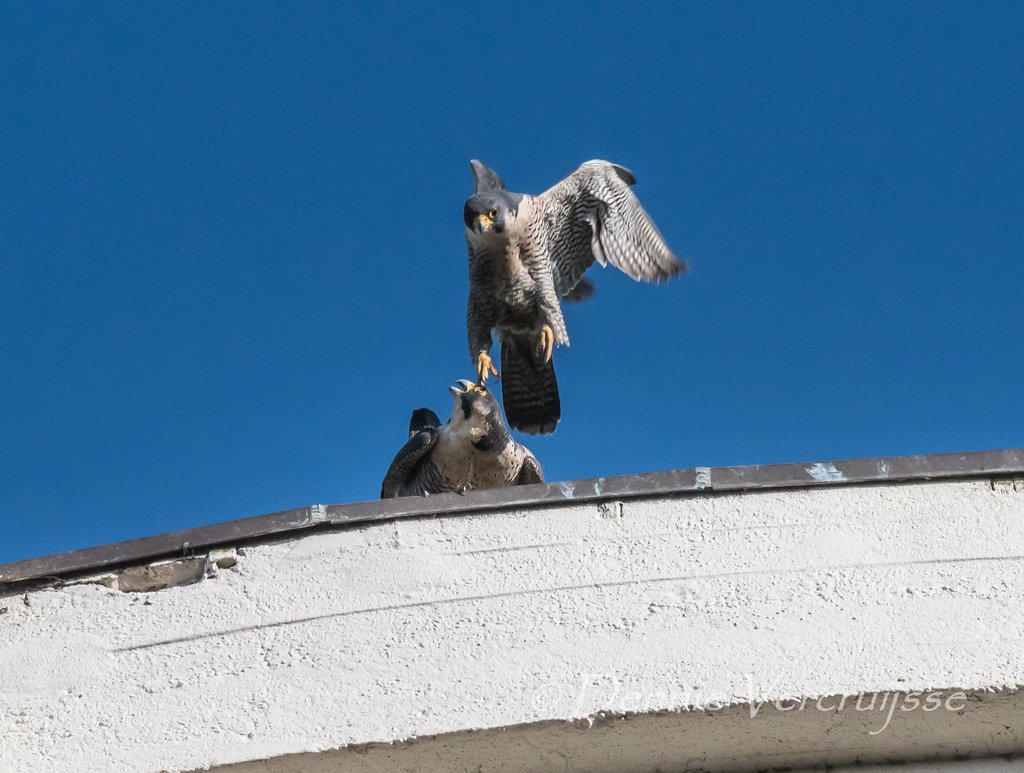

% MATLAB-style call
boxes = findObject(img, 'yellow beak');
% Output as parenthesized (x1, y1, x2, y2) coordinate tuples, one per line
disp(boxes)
(473, 213, 493, 232)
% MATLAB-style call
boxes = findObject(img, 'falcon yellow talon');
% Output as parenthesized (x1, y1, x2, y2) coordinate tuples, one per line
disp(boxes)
(537, 325, 555, 364)
(476, 351, 498, 384)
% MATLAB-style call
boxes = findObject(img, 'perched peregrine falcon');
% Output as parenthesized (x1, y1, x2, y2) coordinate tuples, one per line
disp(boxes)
(464, 160, 687, 434)
(380, 380, 544, 498)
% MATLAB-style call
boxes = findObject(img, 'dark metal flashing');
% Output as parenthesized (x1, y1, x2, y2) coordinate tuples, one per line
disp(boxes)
(2, 448, 1022, 589)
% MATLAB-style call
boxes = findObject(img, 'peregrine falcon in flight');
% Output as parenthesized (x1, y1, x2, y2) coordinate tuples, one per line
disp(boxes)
(380, 380, 544, 498)
(464, 160, 687, 434)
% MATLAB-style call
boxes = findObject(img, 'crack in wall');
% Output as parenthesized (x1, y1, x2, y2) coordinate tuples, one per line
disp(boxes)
(112, 552, 1024, 653)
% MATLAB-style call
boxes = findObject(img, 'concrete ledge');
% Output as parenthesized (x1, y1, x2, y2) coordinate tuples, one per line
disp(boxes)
(2, 451, 1024, 772)
(207, 691, 1024, 772)
(2, 448, 1022, 587)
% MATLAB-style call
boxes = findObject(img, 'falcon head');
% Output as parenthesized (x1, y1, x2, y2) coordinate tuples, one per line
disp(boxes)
(447, 379, 508, 450)
(463, 192, 520, 235)
(464, 159, 522, 236)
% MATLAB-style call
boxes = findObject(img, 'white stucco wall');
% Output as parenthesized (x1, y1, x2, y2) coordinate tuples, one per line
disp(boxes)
(2, 477, 1023, 772)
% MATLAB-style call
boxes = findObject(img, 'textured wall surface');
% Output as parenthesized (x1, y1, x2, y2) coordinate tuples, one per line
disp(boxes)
(1, 477, 1023, 772)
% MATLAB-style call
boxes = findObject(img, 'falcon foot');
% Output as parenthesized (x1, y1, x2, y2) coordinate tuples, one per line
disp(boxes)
(536, 325, 555, 364)
(476, 350, 498, 384)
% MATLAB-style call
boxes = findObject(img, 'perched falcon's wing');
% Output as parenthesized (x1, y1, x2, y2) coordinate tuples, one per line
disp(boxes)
(536, 160, 687, 297)
(408, 408, 441, 438)
(514, 451, 544, 486)
(380, 423, 439, 499)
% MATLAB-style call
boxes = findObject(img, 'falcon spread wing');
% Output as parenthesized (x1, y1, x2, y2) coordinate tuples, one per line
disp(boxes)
(537, 160, 687, 298)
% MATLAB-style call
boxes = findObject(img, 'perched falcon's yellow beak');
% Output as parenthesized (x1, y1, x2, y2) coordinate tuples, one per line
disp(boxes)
(449, 378, 487, 396)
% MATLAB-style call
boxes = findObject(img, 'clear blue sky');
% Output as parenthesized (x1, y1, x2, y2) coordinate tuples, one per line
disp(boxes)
(2, 3, 1022, 563)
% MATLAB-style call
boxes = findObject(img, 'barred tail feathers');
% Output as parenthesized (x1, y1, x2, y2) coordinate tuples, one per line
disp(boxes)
(499, 336, 560, 435)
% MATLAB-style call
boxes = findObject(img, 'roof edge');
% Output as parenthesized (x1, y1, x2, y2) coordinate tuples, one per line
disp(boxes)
(2, 448, 1022, 588)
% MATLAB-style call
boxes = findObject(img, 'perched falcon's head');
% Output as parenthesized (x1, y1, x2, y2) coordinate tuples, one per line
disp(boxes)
(464, 159, 522, 236)
(447, 379, 509, 451)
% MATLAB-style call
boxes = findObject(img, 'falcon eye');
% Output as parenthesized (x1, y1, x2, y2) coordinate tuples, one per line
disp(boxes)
(488, 208, 498, 219)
